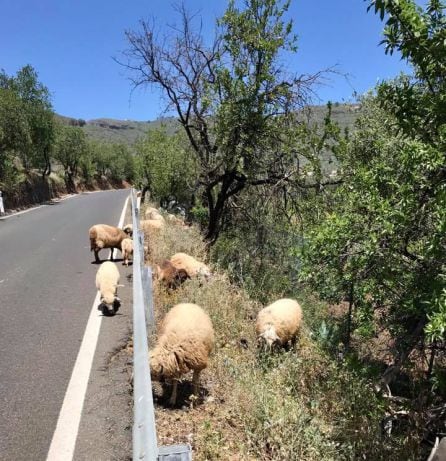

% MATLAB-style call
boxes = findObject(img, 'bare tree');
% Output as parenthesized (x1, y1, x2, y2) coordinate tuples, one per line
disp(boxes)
(121, 0, 327, 243)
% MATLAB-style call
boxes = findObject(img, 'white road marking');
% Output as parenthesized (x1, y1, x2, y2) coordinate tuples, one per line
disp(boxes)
(0, 190, 129, 220)
(46, 193, 130, 461)
(0, 194, 77, 220)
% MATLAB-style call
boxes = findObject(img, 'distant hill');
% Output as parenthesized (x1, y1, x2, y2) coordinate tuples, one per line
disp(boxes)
(55, 103, 360, 146)
(54, 114, 178, 145)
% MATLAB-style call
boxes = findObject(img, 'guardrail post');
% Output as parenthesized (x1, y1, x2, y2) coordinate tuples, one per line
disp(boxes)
(0, 191, 5, 215)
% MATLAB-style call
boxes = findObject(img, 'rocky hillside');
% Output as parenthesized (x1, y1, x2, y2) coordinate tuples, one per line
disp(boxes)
(56, 103, 360, 146)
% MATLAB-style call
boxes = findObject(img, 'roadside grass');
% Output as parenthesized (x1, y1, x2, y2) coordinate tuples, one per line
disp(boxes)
(142, 203, 416, 460)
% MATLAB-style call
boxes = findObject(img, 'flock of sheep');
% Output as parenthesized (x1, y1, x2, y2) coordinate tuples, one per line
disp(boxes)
(88, 203, 303, 406)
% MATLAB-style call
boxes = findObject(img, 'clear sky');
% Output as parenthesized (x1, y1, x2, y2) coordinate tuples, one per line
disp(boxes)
(0, 0, 411, 121)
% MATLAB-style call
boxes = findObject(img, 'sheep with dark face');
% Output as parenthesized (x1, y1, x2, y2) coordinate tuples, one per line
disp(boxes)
(122, 223, 133, 237)
(256, 298, 303, 349)
(89, 224, 128, 263)
(96, 261, 121, 316)
(155, 260, 189, 289)
(150, 303, 214, 406)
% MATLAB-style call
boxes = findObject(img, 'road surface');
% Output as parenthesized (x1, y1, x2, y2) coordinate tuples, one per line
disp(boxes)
(0, 190, 130, 461)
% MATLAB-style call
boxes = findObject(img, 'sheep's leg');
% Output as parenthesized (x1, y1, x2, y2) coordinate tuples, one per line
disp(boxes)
(94, 249, 100, 263)
(169, 380, 178, 406)
(110, 248, 114, 261)
(192, 370, 201, 397)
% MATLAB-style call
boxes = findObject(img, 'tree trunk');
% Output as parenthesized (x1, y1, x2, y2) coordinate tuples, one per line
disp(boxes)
(379, 317, 426, 388)
(345, 282, 354, 351)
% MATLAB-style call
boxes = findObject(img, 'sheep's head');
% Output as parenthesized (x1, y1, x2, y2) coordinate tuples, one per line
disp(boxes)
(257, 325, 280, 350)
(149, 351, 164, 380)
(98, 294, 121, 316)
(197, 266, 212, 281)
(149, 348, 181, 380)
(123, 224, 133, 237)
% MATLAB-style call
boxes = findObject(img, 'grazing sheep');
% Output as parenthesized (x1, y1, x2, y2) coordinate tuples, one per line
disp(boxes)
(256, 298, 303, 349)
(145, 207, 164, 222)
(150, 303, 215, 406)
(121, 238, 133, 266)
(170, 253, 211, 280)
(166, 214, 186, 226)
(140, 219, 164, 233)
(96, 261, 121, 316)
(155, 260, 189, 289)
(122, 223, 133, 237)
(89, 224, 127, 263)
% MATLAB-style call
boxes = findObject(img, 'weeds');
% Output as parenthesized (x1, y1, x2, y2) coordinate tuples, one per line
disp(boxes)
(142, 203, 418, 460)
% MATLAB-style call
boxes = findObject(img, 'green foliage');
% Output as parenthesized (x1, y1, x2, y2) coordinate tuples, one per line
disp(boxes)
(301, 94, 446, 348)
(368, 0, 446, 143)
(53, 124, 88, 191)
(0, 65, 55, 176)
(299, 0, 446, 378)
(107, 143, 135, 182)
(135, 128, 197, 208)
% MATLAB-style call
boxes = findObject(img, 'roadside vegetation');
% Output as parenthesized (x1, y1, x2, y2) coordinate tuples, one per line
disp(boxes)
(0, 65, 135, 209)
(129, 0, 446, 459)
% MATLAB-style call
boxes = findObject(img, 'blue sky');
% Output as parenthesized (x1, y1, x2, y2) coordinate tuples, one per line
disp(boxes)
(0, 0, 411, 121)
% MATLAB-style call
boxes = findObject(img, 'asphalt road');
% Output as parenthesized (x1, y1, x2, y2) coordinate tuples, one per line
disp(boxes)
(0, 190, 130, 461)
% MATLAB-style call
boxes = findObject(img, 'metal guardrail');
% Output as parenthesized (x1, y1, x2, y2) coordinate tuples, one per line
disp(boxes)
(131, 189, 158, 461)
(131, 189, 192, 461)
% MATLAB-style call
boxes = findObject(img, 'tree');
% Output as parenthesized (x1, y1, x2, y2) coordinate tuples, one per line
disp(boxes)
(301, 0, 446, 386)
(135, 127, 198, 209)
(0, 87, 30, 189)
(122, 0, 325, 243)
(53, 124, 88, 192)
(0, 65, 55, 179)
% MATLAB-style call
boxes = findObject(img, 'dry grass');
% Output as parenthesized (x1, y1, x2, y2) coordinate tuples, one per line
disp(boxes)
(141, 203, 417, 461)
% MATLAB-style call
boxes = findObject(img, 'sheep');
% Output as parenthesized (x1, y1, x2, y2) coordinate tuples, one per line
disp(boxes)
(121, 238, 133, 266)
(122, 223, 133, 237)
(170, 253, 212, 280)
(166, 213, 186, 226)
(150, 303, 215, 406)
(155, 260, 189, 289)
(255, 298, 303, 349)
(140, 219, 164, 233)
(145, 206, 164, 222)
(89, 224, 128, 263)
(96, 261, 121, 316)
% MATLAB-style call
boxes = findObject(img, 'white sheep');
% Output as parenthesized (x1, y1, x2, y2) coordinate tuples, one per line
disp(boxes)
(140, 219, 164, 233)
(170, 253, 211, 280)
(89, 224, 128, 263)
(256, 298, 303, 349)
(166, 213, 186, 226)
(145, 207, 164, 222)
(150, 303, 215, 406)
(96, 261, 121, 316)
(121, 238, 133, 266)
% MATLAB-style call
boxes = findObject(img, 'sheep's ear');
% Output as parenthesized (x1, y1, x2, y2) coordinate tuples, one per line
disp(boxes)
(155, 265, 161, 279)
(163, 351, 180, 376)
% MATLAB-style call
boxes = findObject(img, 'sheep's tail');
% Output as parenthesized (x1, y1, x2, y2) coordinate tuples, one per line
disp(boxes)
(89, 227, 97, 251)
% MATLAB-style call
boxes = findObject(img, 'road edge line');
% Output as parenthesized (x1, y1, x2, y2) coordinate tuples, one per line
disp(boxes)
(46, 192, 130, 461)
